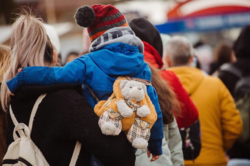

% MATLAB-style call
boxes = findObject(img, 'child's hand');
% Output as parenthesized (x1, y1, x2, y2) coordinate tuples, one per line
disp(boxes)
(147, 149, 161, 162)
(17, 68, 23, 73)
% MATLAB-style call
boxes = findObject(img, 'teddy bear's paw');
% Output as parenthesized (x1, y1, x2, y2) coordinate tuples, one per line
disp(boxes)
(137, 105, 150, 117)
(117, 100, 133, 117)
(101, 122, 117, 136)
(132, 138, 148, 149)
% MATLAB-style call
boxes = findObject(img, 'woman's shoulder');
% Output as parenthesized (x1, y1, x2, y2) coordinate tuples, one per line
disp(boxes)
(33, 87, 95, 133)
(160, 70, 184, 92)
(42, 87, 91, 112)
(13, 85, 91, 116)
(160, 69, 175, 77)
(160, 70, 179, 83)
(46, 87, 82, 100)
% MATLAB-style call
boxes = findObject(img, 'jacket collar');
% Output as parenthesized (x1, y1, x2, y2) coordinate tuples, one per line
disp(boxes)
(143, 41, 163, 69)
(88, 42, 150, 79)
(89, 26, 144, 53)
(169, 66, 205, 96)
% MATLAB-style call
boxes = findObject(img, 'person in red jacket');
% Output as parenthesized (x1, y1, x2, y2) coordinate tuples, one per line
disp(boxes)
(130, 18, 198, 128)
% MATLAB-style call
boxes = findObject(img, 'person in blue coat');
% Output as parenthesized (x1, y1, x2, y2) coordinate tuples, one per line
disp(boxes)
(7, 4, 163, 160)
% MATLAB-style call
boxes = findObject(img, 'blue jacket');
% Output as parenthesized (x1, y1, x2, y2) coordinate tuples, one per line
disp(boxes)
(7, 43, 163, 155)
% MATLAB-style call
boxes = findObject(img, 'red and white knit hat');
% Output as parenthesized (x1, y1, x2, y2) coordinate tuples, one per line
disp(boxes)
(74, 4, 128, 42)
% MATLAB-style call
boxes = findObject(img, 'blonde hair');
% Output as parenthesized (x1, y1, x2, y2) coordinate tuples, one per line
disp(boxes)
(0, 45, 10, 158)
(1, 13, 54, 111)
(0, 45, 11, 82)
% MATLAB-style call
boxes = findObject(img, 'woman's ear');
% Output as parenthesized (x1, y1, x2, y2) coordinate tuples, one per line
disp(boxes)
(52, 49, 58, 66)
(166, 56, 172, 67)
(188, 55, 194, 65)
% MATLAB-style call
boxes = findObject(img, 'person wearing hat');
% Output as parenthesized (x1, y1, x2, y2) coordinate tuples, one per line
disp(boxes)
(218, 25, 250, 166)
(6, 4, 163, 161)
(130, 18, 199, 166)
(129, 18, 199, 129)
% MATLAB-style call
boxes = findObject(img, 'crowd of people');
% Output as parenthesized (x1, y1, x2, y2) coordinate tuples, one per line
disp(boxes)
(0, 4, 249, 166)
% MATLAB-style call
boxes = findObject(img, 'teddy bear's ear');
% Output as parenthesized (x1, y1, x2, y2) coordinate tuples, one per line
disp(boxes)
(142, 83, 147, 93)
(120, 80, 129, 89)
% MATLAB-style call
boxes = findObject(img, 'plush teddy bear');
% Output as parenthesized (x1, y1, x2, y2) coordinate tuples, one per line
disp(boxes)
(94, 77, 157, 149)
(116, 79, 151, 118)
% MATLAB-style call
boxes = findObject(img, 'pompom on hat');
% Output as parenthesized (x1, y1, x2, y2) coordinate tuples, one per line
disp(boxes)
(74, 4, 128, 42)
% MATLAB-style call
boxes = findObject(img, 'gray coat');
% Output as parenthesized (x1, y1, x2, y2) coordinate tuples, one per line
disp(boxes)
(135, 118, 184, 166)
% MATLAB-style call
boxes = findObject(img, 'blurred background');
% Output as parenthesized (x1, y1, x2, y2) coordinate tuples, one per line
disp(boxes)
(1, 0, 250, 64)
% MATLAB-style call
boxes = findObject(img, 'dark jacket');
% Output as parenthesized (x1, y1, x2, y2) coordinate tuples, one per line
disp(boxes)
(218, 58, 250, 159)
(0, 106, 7, 161)
(218, 59, 250, 97)
(217, 25, 250, 159)
(220, 24, 250, 96)
(209, 62, 222, 75)
(0, 82, 7, 161)
(7, 85, 135, 166)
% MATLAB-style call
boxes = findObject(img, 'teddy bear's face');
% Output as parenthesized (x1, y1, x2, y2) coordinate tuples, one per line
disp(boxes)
(120, 80, 147, 101)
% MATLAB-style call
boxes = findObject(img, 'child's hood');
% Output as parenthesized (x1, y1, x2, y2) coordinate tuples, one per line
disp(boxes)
(88, 42, 149, 79)
(89, 26, 144, 53)
(86, 26, 148, 78)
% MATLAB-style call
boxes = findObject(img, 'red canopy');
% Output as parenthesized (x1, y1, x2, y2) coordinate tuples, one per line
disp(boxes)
(168, 0, 250, 20)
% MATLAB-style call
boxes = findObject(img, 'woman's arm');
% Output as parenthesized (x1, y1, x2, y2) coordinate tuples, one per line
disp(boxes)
(7, 57, 88, 93)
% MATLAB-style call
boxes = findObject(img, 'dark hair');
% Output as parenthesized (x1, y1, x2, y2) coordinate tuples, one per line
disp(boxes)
(193, 41, 205, 48)
(214, 42, 232, 64)
(44, 35, 54, 64)
(64, 51, 79, 65)
(129, 18, 163, 57)
(66, 51, 79, 61)
(67, 51, 79, 57)
(234, 24, 250, 59)
(147, 62, 181, 124)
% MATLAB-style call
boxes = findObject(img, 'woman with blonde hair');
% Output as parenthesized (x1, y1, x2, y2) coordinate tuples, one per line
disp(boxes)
(0, 45, 11, 81)
(1, 13, 135, 166)
(0, 44, 10, 161)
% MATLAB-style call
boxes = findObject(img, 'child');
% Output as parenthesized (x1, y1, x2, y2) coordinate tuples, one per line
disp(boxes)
(7, 4, 163, 160)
